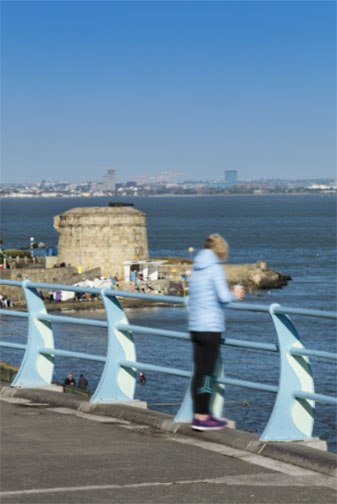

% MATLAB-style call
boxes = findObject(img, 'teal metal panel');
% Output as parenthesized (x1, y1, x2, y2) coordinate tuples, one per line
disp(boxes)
(173, 377, 193, 423)
(11, 280, 54, 388)
(90, 289, 136, 403)
(260, 304, 315, 442)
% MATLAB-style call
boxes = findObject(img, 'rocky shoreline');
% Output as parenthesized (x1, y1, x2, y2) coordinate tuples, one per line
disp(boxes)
(10, 296, 181, 312)
(0, 258, 291, 310)
(159, 259, 291, 291)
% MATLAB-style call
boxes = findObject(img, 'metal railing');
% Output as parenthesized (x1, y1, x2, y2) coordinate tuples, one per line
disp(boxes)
(0, 279, 336, 443)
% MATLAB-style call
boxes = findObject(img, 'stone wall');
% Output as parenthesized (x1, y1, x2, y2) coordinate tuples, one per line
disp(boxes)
(0, 266, 101, 301)
(54, 206, 149, 277)
(45, 257, 58, 268)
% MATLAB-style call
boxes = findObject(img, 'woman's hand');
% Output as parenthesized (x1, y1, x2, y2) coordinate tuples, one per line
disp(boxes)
(231, 285, 245, 301)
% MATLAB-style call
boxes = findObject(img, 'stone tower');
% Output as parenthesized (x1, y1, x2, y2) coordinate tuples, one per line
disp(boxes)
(54, 204, 149, 277)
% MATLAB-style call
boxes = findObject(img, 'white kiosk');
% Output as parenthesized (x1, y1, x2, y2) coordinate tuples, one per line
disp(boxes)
(123, 260, 163, 283)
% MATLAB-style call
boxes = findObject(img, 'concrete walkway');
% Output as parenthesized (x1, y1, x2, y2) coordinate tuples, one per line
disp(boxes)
(1, 385, 336, 504)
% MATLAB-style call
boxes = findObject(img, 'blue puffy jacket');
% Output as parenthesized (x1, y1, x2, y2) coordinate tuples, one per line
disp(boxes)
(188, 249, 236, 332)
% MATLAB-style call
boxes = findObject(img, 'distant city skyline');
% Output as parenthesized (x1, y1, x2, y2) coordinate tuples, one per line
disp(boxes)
(1, 171, 337, 187)
(1, 1, 336, 184)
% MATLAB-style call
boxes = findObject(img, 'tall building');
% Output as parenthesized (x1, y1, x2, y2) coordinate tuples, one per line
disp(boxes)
(103, 169, 116, 191)
(224, 170, 238, 187)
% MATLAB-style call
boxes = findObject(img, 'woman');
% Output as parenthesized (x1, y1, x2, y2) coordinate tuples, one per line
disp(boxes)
(188, 234, 245, 431)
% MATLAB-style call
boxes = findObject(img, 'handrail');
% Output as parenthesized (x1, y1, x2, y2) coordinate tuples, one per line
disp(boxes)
(39, 348, 106, 363)
(0, 279, 336, 443)
(290, 347, 337, 362)
(0, 309, 28, 318)
(272, 305, 337, 320)
(37, 313, 108, 328)
(1, 342, 27, 350)
(116, 323, 189, 340)
(293, 391, 337, 406)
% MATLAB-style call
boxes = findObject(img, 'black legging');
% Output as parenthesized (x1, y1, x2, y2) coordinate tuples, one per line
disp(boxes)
(190, 331, 222, 415)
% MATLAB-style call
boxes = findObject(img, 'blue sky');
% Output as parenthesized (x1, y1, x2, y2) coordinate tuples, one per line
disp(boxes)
(1, 0, 336, 184)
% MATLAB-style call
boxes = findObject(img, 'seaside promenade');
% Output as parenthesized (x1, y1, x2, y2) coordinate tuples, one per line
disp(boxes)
(1, 384, 336, 504)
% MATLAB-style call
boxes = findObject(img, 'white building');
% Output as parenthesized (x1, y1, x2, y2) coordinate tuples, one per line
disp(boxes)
(123, 260, 163, 283)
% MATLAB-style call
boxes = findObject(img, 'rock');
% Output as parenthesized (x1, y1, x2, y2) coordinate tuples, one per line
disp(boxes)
(158, 259, 291, 291)
(252, 274, 262, 286)
(225, 263, 291, 290)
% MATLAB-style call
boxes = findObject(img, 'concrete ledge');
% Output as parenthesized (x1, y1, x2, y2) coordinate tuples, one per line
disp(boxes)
(1, 383, 336, 477)
(0, 384, 86, 409)
(259, 442, 337, 478)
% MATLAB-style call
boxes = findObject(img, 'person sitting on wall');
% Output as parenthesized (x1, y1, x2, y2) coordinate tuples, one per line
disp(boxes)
(146, 283, 154, 293)
(77, 374, 88, 390)
(139, 372, 146, 385)
(64, 374, 76, 386)
(110, 276, 117, 289)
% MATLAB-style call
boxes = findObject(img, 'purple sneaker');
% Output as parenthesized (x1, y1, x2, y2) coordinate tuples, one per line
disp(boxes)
(192, 415, 228, 431)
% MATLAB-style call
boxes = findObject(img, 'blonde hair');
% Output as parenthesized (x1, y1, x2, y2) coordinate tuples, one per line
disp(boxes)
(204, 234, 229, 262)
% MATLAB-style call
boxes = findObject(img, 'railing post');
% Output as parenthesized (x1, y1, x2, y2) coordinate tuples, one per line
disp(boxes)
(90, 288, 136, 403)
(174, 353, 225, 422)
(260, 303, 315, 442)
(12, 280, 54, 387)
(174, 376, 193, 422)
